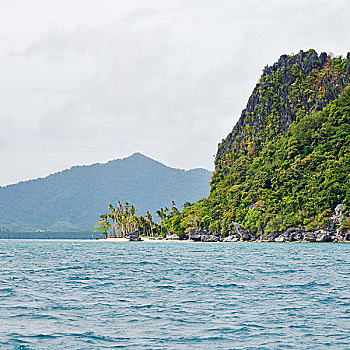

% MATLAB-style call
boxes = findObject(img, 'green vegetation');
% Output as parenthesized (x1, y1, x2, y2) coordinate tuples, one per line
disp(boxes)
(94, 200, 182, 238)
(162, 51, 350, 237)
(0, 153, 210, 232)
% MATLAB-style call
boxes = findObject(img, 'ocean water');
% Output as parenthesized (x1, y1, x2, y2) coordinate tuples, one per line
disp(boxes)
(0, 240, 349, 349)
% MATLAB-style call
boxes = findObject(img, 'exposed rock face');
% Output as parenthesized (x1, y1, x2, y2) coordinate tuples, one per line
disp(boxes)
(184, 204, 349, 242)
(189, 229, 220, 242)
(334, 204, 344, 224)
(266, 204, 347, 242)
(316, 234, 332, 242)
(202, 235, 220, 242)
(231, 222, 254, 241)
(215, 49, 350, 171)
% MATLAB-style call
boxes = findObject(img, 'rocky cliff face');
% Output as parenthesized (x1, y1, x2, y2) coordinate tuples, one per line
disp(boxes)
(215, 49, 350, 174)
(162, 49, 350, 240)
(172, 203, 350, 243)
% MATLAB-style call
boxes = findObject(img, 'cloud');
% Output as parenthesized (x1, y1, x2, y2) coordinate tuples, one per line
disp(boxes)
(0, 117, 14, 147)
(24, 18, 249, 170)
(1, 0, 350, 185)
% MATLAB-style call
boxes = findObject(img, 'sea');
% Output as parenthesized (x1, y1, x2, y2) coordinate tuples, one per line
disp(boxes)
(0, 240, 349, 349)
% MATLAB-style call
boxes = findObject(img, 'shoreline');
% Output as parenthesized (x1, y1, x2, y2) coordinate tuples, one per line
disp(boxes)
(98, 237, 350, 243)
(100, 237, 168, 242)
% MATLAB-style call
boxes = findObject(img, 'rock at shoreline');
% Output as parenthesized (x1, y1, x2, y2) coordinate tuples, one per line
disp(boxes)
(202, 235, 219, 242)
(166, 233, 180, 240)
(189, 229, 220, 242)
(167, 204, 349, 243)
(125, 230, 141, 241)
(316, 234, 332, 242)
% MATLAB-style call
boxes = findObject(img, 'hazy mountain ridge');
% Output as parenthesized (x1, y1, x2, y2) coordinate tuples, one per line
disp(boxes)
(0, 153, 211, 232)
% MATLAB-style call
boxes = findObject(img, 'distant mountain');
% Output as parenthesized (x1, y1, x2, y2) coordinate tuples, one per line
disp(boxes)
(0, 153, 211, 232)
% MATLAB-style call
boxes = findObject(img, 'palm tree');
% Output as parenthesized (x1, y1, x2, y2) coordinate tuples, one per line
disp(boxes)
(164, 207, 170, 218)
(108, 213, 116, 237)
(170, 201, 179, 217)
(130, 205, 136, 231)
(156, 208, 166, 236)
(108, 204, 116, 237)
(145, 211, 153, 237)
(182, 202, 192, 208)
(117, 202, 124, 236)
(94, 214, 111, 238)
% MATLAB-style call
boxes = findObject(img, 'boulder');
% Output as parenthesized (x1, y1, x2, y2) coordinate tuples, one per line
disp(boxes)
(189, 229, 220, 241)
(261, 232, 280, 242)
(201, 235, 219, 242)
(231, 222, 253, 241)
(232, 222, 245, 235)
(125, 230, 141, 241)
(304, 232, 317, 242)
(316, 234, 333, 242)
(223, 235, 240, 242)
(190, 234, 202, 241)
(335, 203, 344, 217)
(294, 231, 304, 241)
(166, 233, 180, 240)
(275, 235, 287, 242)
(241, 232, 252, 241)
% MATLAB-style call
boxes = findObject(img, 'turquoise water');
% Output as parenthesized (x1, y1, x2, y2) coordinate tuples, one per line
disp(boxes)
(0, 240, 349, 349)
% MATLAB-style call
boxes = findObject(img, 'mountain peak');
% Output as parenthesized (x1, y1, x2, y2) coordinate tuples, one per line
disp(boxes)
(0, 153, 211, 232)
(215, 49, 350, 169)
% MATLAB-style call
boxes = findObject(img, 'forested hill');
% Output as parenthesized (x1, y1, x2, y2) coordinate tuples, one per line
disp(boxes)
(0, 153, 211, 232)
(163, 50, 350, 238)
(215, 49, 350, 173)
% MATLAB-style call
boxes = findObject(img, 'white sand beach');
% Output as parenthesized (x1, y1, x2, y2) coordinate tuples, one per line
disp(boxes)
(100, 237, 169, 242)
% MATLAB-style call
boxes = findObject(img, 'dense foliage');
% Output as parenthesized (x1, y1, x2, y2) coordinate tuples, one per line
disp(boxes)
(163, 51, 350, 236)
(0, 153, 210, 232)
(94, 200, 183, 238)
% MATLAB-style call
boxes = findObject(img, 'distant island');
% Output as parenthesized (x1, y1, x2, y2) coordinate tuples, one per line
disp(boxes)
(0, 153, 210, 233)
(99, 50, 350, 243)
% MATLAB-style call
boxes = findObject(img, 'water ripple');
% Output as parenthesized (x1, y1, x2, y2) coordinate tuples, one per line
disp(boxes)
(0, 240, 349, 349)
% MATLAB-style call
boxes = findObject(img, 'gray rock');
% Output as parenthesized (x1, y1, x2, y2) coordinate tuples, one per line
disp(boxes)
(232, 222, 245, 235)
(201, 235, 219, 242)
(304, 232, 316, 242)
(166, 233, 180, 240)
(241, 232, 252, 241)
(190, 234, 202, 241)
(189, 229, 208, 241)
(261, 232, 280, 242)
(316, 234, 332, 242)
(345, 231, 350, 241)
(335, 204, 344, 217)
(125, 230, 141, 241)
(231, 222, 253, 240)
(223, 235, 239, 242)
(275, 235, 287, 242)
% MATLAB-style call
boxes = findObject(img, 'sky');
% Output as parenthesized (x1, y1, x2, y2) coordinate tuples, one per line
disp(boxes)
(1, 0, 349, 186)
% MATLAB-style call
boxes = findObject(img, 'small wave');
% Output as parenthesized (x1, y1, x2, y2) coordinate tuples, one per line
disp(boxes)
(131, 304, 153, 309)
(56, 266, 82, 272)
(155, 285, 176, 290)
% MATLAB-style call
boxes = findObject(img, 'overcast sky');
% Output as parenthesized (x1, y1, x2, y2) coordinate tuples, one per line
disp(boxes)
(0, 0, 349, 186)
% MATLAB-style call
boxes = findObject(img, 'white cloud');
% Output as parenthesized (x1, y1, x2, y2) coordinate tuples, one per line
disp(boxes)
(0, 0, 349, 185)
